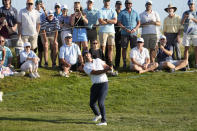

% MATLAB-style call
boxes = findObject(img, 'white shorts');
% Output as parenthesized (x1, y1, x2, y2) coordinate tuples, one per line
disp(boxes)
(21, 60, 38, 72)
(182, 33, 197, 47)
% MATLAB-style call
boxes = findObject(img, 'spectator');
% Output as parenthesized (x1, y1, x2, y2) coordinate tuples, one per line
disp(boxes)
(130, 37, 158, 74)
(59, 4, 71, 45)
(18, 0, 41, 51)
(84, 0, 98, 48)
(181, 0, 197, 68)
(59, 33, 84, 77)
(54, 2, 62, 20)
(89, 40, 105, 60)
(83, 51, 112, 126)
(114, 0, 122, 69)
(0, 35, 25, 77)
(35, 0, 47, 67)
(40, 10, 60, 68)
(20, 42, 40, 78)
(140, 0, 161, 62)
(118, 0, 140, 68)
(157, 35, 188, 72)
(71, 1, 89, 52)
(0, 0, 18, 46)
(163, 4, 182, 60)
(98, 0, 117, 69)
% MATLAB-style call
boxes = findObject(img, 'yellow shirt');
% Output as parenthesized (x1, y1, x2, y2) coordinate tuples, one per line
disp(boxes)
(163, 14, 182, 33)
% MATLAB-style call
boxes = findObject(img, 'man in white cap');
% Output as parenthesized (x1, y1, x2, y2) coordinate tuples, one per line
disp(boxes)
(54, 2, 61, 20)
(156, 35, 188, 72)
(163, 4, 182, 60)
(181, 0, 197, 68)
(59, 33, 84, 77)
(140, 0, 161, 63)
(18, 0, 41, 51)
(40, 10, 60, 68)
(84, 0, 98, 47)
(19, 42, 40, 78)
(130, 37, 158, 74)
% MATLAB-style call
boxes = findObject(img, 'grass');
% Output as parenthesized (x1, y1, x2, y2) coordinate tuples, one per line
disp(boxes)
(0, 67, 197, 131)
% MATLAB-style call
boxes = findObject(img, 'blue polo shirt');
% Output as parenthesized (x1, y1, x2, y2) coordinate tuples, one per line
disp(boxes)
(98, 7, 117, 33)
(157, 44, 173, 63)
(182, 10, 197, 35)
(0, 46, 12, 67)
(84, 8, 98, 29)
(118, 9, 140, 36)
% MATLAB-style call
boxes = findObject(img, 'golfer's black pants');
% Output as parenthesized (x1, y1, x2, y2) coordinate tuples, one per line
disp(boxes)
(90, 82, 108, 122)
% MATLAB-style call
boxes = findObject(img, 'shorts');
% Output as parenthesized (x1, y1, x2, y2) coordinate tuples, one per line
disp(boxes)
(121, 35, 137, 49)
(182, 33, 197, 46)
(22, 35, 38, 50)
(72, 28, 88, 42)
(159, 60, 179, 69)
(21, 60, 38, 72)
(87, 28, 97, 43)
(99, 32, 115, 46)
(41, 36, 56, 49)
(142, 34, 158, 49)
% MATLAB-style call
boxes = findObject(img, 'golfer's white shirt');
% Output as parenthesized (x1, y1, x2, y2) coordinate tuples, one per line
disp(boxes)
(84, 58, 108, 84)
(130, 47, 150, 65)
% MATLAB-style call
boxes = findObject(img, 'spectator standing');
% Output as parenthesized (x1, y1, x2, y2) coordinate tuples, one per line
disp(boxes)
(130, 37, 158, 74)
(35, 0, 47, 67)
(40, 10, 60, 68)
(59, 33, 84, 77)
(118, 0, 140, 68)
(181, 0, 197, 68)
(71, 1, 89, 52)
(18, 0, 41, 51)
(98, 0, 117, 69)
(163, 4, 182, 60)
(83, 51, 112, 126)
(0, 0, 18, 46)
(84, 0, 98, 47)
(114, 1, 122, 69)
(140, 0, 161, 62)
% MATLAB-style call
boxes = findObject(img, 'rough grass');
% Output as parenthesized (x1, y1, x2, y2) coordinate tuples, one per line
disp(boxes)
(0, 68, 197, 131)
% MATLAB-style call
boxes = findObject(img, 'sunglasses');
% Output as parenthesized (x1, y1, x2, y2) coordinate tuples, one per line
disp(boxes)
(55, 6, 60, 9)
(92, 42, 97, 44)
(25, 46, 31, 48)
(137, 41, 143, 43)
(65, 36, 72, 39)
(27, 3, 33, 5)
(160, 38, 165, 40)
(0, 40, 5, 43)
(125, 3, 132, 5)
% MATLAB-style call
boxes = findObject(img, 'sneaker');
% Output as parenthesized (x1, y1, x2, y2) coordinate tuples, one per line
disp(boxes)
(96, 122, 107, 126)
(13, 71, 26, 77)
(44, 63, 48, 68)
(0, 91, 3, 102)
(0, 73, 4, 79)
(180, 67, 187, 71)
(170, 68, 175, 73)
(59, 71, 69, 78)
(52, 64, 56, 69)
(29, 73, 36, 78)
(92, 115, 102, 122)
(34, 72, 40, 78)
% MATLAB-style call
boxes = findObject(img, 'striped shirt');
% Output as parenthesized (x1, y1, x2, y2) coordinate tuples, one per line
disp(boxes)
(41, 17, 60, 37)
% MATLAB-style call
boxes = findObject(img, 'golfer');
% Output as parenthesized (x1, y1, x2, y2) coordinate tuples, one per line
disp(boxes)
(83, 51, 112, 126)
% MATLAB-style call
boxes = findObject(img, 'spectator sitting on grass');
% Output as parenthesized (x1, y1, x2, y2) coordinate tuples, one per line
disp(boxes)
(156, 35, 188, 72)
(59, 33, 84, 78)
(19, 42, 40, 78)
(130, 37, 158, 74)
(0, 35, 25, 77)
(89, 40, 105, 61)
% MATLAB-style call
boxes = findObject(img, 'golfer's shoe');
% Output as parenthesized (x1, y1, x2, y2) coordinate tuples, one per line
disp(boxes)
(92, 115, 102, 122)
(96, 122, 107, 126)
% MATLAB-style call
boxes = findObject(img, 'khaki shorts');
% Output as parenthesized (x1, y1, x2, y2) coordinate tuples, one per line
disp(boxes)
(99, 32, 115, 46)
(22, 35, 38, 50)
(142, 34, 158, 49)
(41, 36, 55, 47)
(182, 33, 197, 47)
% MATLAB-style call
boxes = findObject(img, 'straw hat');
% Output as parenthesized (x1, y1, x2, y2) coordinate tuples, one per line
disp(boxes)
(164, 4, 177, 12)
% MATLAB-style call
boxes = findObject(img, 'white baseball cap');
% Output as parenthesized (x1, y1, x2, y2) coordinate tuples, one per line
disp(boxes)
(61, 4, 68, 10)
(47, 10, 54, 16)
(87, 0, 94, 2)
(160, 35, 167, 40)
(137, 37, 144, 43)
(64, 33, 72, 38)
(24, 42, 31, 47)
(146, 0, 152, 5)
(55, 2, 61, 7)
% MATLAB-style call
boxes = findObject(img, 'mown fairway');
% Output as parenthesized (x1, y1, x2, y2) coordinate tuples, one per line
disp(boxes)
(0, 68, 197, 131)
